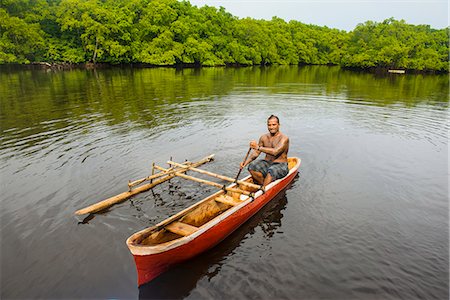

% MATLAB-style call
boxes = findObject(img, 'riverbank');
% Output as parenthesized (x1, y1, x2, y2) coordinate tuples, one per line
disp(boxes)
(1, 62, 447, 75)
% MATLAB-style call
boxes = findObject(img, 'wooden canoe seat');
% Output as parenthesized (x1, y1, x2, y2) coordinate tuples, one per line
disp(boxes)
(215, 195, 241, 206)
(165, 221, 198, 236)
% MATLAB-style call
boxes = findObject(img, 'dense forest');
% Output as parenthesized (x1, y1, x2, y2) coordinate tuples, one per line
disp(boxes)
(0, 0, 448, 72)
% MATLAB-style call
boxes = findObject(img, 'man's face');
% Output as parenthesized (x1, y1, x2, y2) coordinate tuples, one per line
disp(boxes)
(267, 118, 279, 135)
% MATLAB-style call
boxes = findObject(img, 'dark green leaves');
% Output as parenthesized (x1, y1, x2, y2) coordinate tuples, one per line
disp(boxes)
(0, 0, 447, 72)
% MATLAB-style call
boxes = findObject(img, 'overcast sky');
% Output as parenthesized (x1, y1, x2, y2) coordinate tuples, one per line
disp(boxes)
(189, 0, 449, 31)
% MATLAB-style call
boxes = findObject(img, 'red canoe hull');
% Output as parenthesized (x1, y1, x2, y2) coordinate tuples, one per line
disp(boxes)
(129, 161, 300, 286)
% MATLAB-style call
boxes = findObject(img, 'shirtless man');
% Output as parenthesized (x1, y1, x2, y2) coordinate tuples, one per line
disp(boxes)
(240, 115, 289, 186)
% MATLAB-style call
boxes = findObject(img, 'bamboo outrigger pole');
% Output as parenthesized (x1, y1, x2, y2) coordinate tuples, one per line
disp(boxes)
(154, 166, 253, 196)
(128, 164, 187, 190)
(75, 155, 215, 215)
(167, 160, 262, 191)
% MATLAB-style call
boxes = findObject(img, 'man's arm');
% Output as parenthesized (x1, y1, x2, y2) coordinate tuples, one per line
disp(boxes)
(258, 136, 289, 157)
(241, 137, 263, 168)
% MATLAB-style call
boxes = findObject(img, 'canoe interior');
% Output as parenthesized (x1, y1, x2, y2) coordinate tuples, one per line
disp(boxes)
(130, 158, 298, 247)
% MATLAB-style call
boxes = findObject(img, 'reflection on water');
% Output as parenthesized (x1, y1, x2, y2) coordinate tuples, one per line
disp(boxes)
(0, 65, 448, 299)
(1, 66, 448, 148)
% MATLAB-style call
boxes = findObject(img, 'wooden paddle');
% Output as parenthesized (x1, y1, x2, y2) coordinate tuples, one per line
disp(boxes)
(235, 147, 252, 183)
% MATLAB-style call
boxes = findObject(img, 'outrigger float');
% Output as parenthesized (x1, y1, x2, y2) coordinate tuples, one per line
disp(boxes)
(75, 154, 301, 286)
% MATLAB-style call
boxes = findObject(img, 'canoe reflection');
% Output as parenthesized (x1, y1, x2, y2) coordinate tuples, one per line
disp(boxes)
(138, 184, 292, 299)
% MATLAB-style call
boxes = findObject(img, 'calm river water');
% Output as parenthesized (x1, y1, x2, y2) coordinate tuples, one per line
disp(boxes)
(1, 65, 448, 299)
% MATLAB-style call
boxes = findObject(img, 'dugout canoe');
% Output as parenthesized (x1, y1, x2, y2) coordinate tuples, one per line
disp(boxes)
(126, 157, 301, 286)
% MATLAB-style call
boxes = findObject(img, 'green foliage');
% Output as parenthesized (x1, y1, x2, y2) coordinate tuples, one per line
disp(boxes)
(0, 0, 447, 72)
(343, 18, 449, 72)
(0, 7, 46, 63)
(55, 0, 134, 63)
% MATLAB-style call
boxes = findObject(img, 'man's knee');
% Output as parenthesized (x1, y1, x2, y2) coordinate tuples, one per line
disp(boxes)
(249, 169, 262, 177)
(248, 159, 269, 177)
(247, 160, 258, 172)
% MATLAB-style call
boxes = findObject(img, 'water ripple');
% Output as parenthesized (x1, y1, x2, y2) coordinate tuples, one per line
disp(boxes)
(1, 66, 447, 299)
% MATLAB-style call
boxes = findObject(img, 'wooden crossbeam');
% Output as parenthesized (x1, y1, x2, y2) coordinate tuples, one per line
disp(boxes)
(165, 221, 198, 236)
(215, 195, 242, 206)
(128, 162, 193, 190)
(154, 165, 253, 196)
(75, 155, 215, 215)
(167, 160, 262, 191)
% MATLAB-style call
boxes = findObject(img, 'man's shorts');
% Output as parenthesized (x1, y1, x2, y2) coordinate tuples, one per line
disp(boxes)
(247, 159, 289, 180)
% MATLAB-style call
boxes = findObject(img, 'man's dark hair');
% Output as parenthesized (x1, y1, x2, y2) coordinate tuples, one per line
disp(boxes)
(267, 114, 280, 124)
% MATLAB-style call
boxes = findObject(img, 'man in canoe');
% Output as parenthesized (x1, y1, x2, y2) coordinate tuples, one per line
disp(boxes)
(240, 115, 289, 186)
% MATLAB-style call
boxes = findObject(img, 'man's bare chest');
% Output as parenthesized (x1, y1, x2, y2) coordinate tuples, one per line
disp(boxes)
(264, 135, 283, 148)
